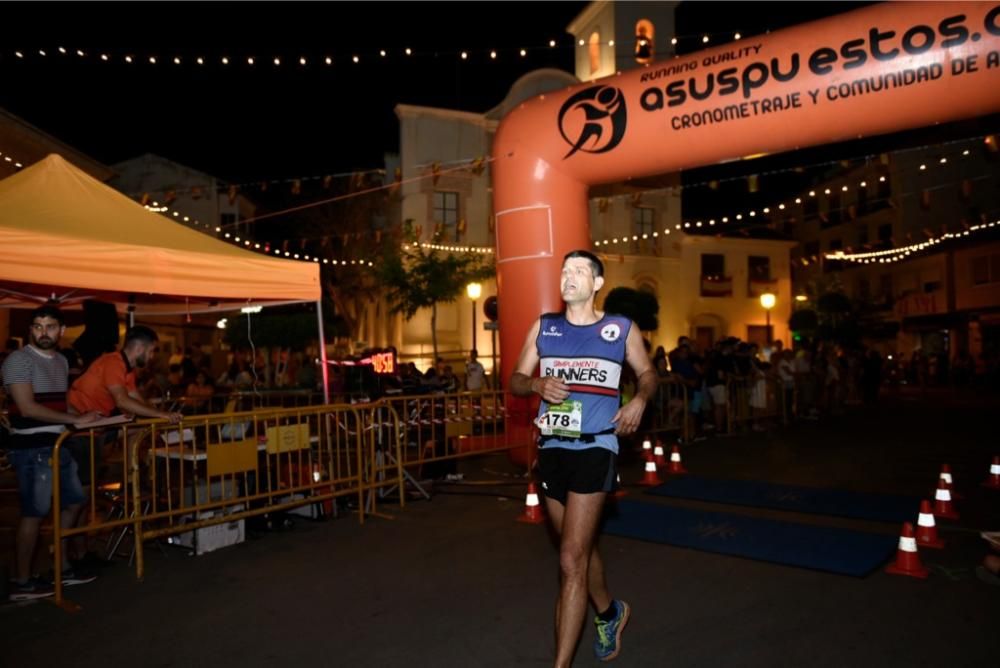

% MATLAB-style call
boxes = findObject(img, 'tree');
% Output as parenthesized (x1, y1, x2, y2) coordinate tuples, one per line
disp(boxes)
(378, 237, 494, 362)
(602, 287, 659, 331)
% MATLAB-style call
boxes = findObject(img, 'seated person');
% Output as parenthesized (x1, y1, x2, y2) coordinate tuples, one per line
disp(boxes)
(184, 371, 215, 412)
(69, 326, 182, 425)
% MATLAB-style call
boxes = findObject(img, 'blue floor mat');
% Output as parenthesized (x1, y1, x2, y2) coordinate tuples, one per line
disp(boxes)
(603, 499, 897, 577)
(645, 476, 921, 523)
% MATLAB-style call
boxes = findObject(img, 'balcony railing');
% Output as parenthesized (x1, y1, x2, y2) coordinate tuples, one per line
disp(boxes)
(747, 278, 778, 298)
(701, 275, 733, 297)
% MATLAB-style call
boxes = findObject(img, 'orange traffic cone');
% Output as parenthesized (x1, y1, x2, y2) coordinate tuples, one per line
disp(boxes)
(933, 480, 959, 521)
(641, 438, 653, 456)
(517, 482, 545, 524)
(939, 464, 962, 500)
(613, 473, 627, 499)
(667, 445, 688, 475)
(653, 444, 666, 467)
(639, 453, 662, 486)
(885, 522, 929, 579)
(915, 500, 945, 549)
(983, 456, 1000, 490)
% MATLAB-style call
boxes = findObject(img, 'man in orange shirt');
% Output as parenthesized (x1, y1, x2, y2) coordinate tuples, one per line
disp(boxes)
(69, 326, 182, 423)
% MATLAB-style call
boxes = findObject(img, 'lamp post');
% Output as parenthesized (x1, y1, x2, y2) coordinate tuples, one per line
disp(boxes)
(760, 292, 776, 345)
(466, 282, 482, 352)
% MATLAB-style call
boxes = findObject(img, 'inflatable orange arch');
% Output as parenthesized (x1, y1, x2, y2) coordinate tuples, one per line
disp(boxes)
(493, 1, 1000, 467)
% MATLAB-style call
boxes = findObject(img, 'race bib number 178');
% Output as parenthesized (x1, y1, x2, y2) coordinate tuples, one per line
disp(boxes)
(536, 400, 583, 438)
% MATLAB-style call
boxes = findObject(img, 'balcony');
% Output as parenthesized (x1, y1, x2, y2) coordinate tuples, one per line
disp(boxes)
(748, 278, 778, 298)
(701, 275, 733, 297)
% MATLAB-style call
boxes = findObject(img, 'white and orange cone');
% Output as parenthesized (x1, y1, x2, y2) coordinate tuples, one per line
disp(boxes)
(641, 438, 653, 456)
(614, 473, 627, 499)
(932, 480, 959, 521)
(915, 500, 945, 549)
(653, 444, 666, 468)
(517, 482, 545, 524)
(667, 445, 688, 475)
(982, 456, 1000, 490)
(885, 522, 929, 579)
(939, 464, 962, 500)
(639, 453, 663, 486)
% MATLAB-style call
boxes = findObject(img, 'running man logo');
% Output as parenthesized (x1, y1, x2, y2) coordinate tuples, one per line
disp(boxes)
(558, 85, 628, 159)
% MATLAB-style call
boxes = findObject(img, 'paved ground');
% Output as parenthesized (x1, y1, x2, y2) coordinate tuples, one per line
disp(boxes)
(4, 390, 1000, 667)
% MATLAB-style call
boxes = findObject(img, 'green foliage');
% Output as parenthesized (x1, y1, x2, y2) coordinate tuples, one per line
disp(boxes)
(378, 243, 494, 320)
(602, 287, 659, 331)
(224, 300, 347, 349)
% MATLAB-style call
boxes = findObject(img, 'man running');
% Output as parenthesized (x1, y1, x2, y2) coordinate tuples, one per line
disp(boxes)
(510, 250, 656, 665)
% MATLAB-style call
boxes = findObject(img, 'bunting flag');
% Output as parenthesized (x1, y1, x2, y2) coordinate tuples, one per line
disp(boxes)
(487, 214, 495, 233)
(291, 179, 302, 195)
(164, 190, 176, 205)
(457, 218, 467, 234)
(748, 174, 758, 193)
(374, 229, 383, 243)
(880, 153, 891, 165)
(139, 192, 150, 206)
(228, 185, 238, 205)
(431, 162, 441, 186)
(923, 228, 934, 238)
(282, 239, 289, 252)
(322, 175, 333, 189)
(389, 167, 402, 196)
(414, 224, 423, 238)
(920, 189, 931, 210)
(470, 157, 486, 176)
(598, 198, 609, 213)
(260, 181, 269, 193)
(847, 204, 857, 220)
(191, 185, 203, 200)
(631, 192, 642, 206)
(986, 135, 998, 152)
(709, 180, 719, 190)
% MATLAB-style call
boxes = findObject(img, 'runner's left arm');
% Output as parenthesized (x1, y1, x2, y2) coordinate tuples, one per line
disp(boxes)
(611, 323, 656, 435)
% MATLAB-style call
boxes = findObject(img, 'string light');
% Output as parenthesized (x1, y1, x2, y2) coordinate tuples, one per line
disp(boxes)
(826, 220, 998, 263)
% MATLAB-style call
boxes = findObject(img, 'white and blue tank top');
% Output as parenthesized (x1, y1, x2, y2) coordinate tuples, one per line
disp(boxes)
(535, 312, 631, 453)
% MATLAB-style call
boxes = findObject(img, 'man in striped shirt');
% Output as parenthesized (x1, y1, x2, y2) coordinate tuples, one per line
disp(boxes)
(2, 305, 100, 600)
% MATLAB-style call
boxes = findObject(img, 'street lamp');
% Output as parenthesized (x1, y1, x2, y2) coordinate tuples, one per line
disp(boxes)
(760, 292, 776, 345)
(466, 282, 482, 352)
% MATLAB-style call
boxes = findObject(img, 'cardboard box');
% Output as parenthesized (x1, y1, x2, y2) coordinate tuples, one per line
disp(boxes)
(170, 504, 246, 556)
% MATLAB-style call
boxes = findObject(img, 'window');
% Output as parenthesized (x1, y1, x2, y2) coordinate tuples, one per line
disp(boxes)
(822, 191, 842, 228)
(879, 274, 893, 300)
(803, 195, 819, 221)
(701, 253, 725, 279)
(433, 191, 460, 240)
(635, 19, 655, 63)
(857, 225, 869, 246)
(878, 224, 893, 243)
(857, 278, 871, 301)
(804, 241, 820, 258)
(856, 184, 869, 215)
(971, 255, 1000, 286)
(633, 207, 654, 237)
(748, 256, 770, 281)
(589, 32, 601, 76)
(876, 168, 892, 203)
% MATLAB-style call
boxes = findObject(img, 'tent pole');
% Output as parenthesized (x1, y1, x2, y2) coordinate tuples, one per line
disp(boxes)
(316, 300, 330, 404)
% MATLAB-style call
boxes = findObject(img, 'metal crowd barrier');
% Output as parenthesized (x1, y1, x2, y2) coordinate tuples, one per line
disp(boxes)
(645, 377, 690, 442)
(724, 375, 787, 433)
(49, 402, 385, 609)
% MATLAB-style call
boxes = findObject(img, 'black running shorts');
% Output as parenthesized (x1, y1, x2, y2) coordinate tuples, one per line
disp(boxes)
(537, 446, 617, 505)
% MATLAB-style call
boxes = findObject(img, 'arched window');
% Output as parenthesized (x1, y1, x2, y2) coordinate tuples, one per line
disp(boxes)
(589, 31, 601, 76)
(635, 19, 655, 64)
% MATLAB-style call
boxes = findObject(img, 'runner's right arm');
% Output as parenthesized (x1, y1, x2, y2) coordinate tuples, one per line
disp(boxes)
(509, 318, 570, 404)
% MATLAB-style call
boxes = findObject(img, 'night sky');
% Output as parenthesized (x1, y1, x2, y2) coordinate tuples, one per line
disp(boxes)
(2, 1, 995, 219)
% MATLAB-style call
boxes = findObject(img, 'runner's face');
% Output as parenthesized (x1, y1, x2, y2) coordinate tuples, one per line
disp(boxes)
(29, 317, 63, 350)
(560, 258, 603, 304)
